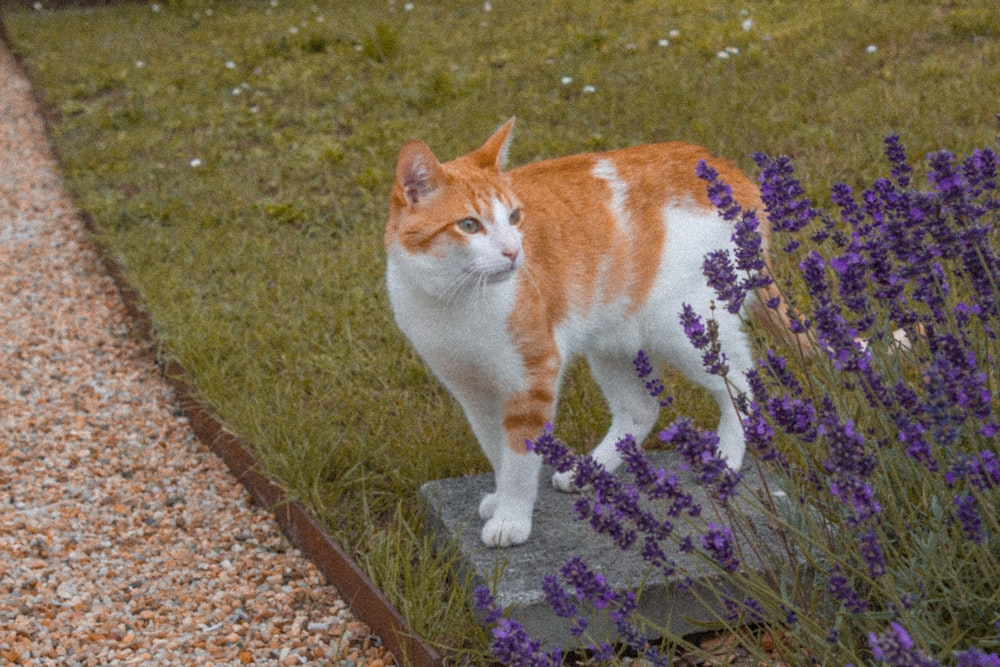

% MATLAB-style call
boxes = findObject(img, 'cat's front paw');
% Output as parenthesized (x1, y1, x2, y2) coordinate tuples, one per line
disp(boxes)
(481, 513, 532, 547)
(478, 493, 498, 520)
(551, 469, 581, 493)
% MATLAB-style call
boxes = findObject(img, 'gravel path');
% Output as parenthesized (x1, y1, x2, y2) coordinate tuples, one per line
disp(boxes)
(0, 44, 390, 667)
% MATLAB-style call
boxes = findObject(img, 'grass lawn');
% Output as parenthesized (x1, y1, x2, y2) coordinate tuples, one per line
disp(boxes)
(3, 0, 998, 661)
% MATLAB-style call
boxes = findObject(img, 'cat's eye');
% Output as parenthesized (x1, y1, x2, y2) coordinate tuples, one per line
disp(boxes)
(509, 208, 522, 225)
(456, 218, 482, 234)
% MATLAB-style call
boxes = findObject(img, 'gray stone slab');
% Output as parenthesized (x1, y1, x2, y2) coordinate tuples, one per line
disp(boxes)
(419, 450, 786, 648)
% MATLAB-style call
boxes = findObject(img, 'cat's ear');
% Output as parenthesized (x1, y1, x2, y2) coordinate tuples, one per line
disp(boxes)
(396, 139, 443, 206)
(470, 117, 515, 171)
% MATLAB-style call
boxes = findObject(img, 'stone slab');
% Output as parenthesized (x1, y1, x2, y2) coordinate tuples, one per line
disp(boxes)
(419, 450, 786, 648)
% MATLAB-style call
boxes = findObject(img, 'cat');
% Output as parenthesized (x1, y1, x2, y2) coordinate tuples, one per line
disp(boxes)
(385, 118, 788, 547)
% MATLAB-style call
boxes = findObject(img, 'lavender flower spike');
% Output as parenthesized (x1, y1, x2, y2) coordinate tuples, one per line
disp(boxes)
(868, 622, 938, 667)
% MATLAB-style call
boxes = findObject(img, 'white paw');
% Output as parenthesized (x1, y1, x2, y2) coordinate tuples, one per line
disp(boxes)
(478, 493, 498, 520)
(481, 514, 532, 547)
(551, 469, 580, 493)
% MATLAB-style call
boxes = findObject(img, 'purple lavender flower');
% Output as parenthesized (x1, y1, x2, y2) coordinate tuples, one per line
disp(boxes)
(541, 574, 578, 619)
(752, 152, 820, 238)
(678, 304, 730, 376)
(742, 402, 789, 470)
(557, 558, 670, 666)
(473, 586, 564, 666)
(924, 332, 993, 432)
(884, 133, 912, 188)
(699, 522, 740, 572)
(759, 349, 803, 396)
(857, 526, 886, 578)
(831, 182, 866, 231)
(696, 162, 774, 312)
(892, 380, 938, 471)
(818, 403, 881, 527)
(680, 303, 711, 349)
(525, 424, 579, 474)
(765, 393, 818, 443)
(928, 150, 968, 213)
(829, 248, 872, 323)
(955, 647, 1000, 667)
(489, 617, 564, 667)
(953, 494, 984, 544)
(696, 160, 742, 221)
(798, 251, 869, 369)
(945, 451, 1000, 491)
(540, 435, 681, 573)
(961, 147, 998, 201)
(731, 211, 768, 274)
(868, 622, 938, 667)
(660, 418, 742, 503)
(703, 249, 746, 314)
(827, 565, 868, 614)
(633, 350, 673, 408)
(561, 557, 614, 609)
(474, 585, 503, 624)
(616, 435, 698, 516)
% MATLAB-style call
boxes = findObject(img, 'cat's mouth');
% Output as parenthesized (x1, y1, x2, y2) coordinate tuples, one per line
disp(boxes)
(483, 265, 518, 283)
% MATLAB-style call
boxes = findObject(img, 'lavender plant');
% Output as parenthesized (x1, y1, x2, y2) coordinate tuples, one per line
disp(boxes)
(477, 131, 1000, 665)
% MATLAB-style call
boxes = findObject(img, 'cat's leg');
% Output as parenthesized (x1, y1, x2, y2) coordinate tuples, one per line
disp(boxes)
(479, 356, 559, 546)
(456, 404, 508, 522)
(552, 351, 661, 492)
(480, 447, 543, 547)
(459, 395, 545, 546)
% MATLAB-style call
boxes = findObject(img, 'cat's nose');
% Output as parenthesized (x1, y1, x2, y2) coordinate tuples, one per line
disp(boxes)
(502, 247, 520, 265)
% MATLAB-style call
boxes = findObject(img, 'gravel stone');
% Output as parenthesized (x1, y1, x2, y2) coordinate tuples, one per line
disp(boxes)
(0, 43, 390, 666)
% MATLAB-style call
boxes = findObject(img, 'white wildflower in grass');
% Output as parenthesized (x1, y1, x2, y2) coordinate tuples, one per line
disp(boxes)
(32, 2, 42, 10)
(135, 60, 146, 69)
(726, 46, 740, 55)
(288, 26, 299, 34)
(742, 18, 753, 31)
(866, 44, 878, 53)
(483, 1, 491, 10)
(150, 3, 160, 12)
(189, 158, 202, 168)
(717, 50, 730, 59)
(404, 2, 414, 10)
(560, 76, 573, 85)
(225, 60, 236, 70)
(582, 84, 596, 94)
(231, 88, 242, 96)
(669, 28, 681, 38)
(658, 38, 670, 47)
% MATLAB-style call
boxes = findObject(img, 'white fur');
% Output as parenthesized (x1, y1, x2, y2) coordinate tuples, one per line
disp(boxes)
(388, 178, 752, 547)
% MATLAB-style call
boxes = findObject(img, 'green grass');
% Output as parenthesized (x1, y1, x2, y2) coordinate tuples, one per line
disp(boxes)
(3, 0, 998, 661)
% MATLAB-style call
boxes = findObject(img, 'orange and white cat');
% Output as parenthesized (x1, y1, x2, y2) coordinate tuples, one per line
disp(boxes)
(385, 119, 774, 547)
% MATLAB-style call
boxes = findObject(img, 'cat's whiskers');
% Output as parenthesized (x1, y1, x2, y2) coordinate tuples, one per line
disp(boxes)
(442, 266, 482, 305)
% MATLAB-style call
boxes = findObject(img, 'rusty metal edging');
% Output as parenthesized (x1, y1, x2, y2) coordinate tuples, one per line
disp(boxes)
(0, 11, 443, 665)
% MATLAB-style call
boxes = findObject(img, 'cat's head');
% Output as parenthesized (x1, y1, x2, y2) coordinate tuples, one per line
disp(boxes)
(385, 118, 524, 295)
